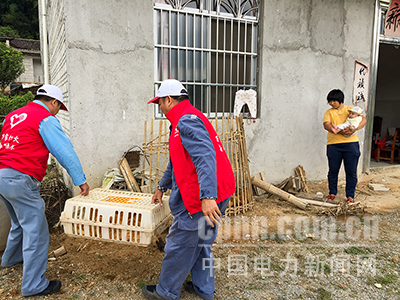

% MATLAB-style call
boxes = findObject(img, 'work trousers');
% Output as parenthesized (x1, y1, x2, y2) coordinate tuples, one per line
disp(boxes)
(156, 198, 230, 300)
(0, 168, 50, 296)
(327, 142, 360, 198)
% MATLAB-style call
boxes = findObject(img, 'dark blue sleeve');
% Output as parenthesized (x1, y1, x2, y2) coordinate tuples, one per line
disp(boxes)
(158, 160, 173, 190)
(178, 115, 217, 199)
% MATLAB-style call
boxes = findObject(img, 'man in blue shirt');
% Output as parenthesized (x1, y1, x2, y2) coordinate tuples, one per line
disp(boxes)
(0, 84, 89, 297)
(142, 79, 235, 300)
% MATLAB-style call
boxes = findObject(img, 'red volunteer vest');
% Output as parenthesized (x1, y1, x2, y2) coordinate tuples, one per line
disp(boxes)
(166, 100, 236, 214)
(0, 102, 53, 181)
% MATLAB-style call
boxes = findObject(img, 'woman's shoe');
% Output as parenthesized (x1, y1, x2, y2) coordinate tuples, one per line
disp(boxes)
(327, 194, 336, 201)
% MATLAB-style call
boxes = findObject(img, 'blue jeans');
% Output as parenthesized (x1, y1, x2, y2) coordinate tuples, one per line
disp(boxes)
(156, 197, 230, 300)
(327, 142, 360, 198)
(0, 168, 50, 296)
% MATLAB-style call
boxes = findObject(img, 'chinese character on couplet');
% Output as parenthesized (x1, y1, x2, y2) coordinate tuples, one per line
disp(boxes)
(356, 92, 365, 102)
(386, 2, 400, 33)
(357, 78, 365, 89)
(329, 255, 350, 276)
(357, 255, 376, 277)
(280, 253, 297, 277)
(202, 253, 220, 277)
(254, 254, 272, 276)
(228, 255, 248, 276)
(304, 254, 327, 277)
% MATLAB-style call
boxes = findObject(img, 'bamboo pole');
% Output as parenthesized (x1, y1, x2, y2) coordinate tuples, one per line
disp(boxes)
(251, 177, 308, 210)
(156, 121, 162, 184)
(142, 120, 147, 187)
(229, 116, 240, 215)
(299, 198, 337, 207)
(163, 120, 168, 172)
(149, 119, 154, 186)
(235, 116, 248, 212)
(237, 116, 250, 211)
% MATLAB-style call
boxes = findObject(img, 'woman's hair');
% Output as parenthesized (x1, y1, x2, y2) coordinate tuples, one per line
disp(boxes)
(327, 89, 344, 104)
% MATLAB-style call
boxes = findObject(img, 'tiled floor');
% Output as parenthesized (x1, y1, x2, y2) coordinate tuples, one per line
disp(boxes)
(369, 158, 400, 170)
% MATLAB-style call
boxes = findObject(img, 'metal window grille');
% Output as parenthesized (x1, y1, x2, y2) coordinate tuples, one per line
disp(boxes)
(154, 0, 259, 118)
(380, 2, 388, 36)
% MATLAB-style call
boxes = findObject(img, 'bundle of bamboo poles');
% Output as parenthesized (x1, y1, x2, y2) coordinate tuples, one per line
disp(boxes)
(141, 119, 169, 191)
(141, 116, 253, 216)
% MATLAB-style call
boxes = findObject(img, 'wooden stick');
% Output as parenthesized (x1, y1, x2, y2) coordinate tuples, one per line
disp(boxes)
(251, 177, 308, 210)
(119, 157, 140, 192)
(295, 165, 309, 193)
(356, 187, 372, 196)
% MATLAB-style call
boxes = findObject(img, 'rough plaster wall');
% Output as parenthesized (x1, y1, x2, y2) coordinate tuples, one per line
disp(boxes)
(246, 0, 374, 183)
(63, 0, 154, 193)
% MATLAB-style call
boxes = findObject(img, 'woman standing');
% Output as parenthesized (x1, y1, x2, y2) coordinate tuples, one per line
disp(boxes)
(323, 89, 367, 203)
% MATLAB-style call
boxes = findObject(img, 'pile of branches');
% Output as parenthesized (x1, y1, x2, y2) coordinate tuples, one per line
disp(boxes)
(40, 177, 70, 228)
(317, 201, 367, 217)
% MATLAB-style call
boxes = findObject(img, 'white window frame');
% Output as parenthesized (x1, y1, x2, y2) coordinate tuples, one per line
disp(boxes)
(154, 0, 259, 118)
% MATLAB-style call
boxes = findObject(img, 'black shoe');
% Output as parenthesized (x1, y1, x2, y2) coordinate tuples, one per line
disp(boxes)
(142, 285, 165, 299)
(183, 281, 196, 294)
(183, 281, 216, 298)
(1, 260, 23, 268)
(29, 280, 62, 297)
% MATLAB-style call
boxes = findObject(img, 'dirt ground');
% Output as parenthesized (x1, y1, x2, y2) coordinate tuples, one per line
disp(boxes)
(1, 166, 400, 300)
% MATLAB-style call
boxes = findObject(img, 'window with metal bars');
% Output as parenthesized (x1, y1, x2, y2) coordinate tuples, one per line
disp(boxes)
(154, 0, 259, 118)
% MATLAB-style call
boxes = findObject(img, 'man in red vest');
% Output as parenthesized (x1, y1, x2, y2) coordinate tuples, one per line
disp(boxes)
(142, 79, 235, 300)
(0, 84, 89, 297)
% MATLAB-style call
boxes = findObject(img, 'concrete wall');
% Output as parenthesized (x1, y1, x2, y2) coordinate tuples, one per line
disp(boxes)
(245, 0, 374, 183)
(41, 0, 376, 192)
(62, 0, 155, 193)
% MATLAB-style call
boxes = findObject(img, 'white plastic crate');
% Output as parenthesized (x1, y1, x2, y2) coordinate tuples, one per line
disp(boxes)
(60, 188, 172, 247)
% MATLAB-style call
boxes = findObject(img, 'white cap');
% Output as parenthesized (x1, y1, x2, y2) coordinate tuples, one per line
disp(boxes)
(349, 106, 363, 115)
(148, 79, 188, 104)
(36, 84, 67, 111)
